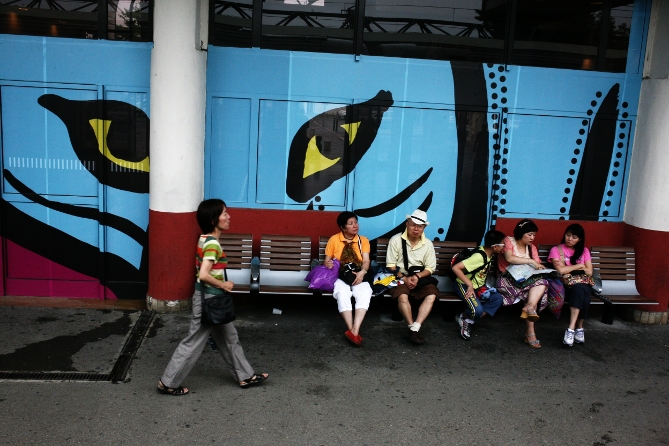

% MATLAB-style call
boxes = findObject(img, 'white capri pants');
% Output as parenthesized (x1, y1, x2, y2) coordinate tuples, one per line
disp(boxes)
(333, 279, 373, 313)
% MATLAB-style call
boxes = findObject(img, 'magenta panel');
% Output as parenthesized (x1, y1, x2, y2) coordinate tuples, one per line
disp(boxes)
(6, 239, 96, 281)
(5, 239, 51, 280)
(1, 239, 119, 298)
(0, 237, 4, 294)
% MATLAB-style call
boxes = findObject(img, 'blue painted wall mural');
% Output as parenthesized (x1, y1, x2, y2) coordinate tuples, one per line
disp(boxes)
(0, 36, 151, 299)
(205, 45, 643, 243)
(0, 0, 649, 299)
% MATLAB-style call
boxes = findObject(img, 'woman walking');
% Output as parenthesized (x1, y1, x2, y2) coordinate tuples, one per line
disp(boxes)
(157, 199, 268, 395)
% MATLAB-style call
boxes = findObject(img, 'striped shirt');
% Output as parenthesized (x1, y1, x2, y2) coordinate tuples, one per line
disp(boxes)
(196, 235, 227, 294)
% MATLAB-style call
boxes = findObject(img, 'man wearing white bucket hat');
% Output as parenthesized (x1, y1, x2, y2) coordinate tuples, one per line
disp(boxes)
(385, 209, 438, 345)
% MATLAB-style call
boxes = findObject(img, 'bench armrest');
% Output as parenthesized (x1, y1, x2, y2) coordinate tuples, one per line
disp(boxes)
(250, 257, 260, 292)
(591, 268, 603, 294)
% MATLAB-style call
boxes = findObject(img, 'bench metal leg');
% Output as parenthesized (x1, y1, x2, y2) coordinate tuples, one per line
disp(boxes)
(390, 300, 403, 321)
(594, 293, 614, 325)
(250, 257, 260, 293)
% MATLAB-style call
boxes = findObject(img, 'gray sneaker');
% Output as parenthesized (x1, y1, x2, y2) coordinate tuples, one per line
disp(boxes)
(563, 328, 575, 347)
(574, 328, 585, 344)
(455, 313, 471, 340)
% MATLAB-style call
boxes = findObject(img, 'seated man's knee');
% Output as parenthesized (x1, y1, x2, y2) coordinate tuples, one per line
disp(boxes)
(423, 294, 436, 304)
(397, 294, 409, 305)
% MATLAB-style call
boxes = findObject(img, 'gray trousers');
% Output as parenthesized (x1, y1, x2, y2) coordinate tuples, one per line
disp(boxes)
(161, 290, 255, 388)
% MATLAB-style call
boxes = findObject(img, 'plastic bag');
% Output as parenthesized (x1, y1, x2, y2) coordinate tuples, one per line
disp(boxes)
(305, 258, 340, 292)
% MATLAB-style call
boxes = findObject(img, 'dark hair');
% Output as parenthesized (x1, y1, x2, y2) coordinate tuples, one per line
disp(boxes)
(196, 199, 226, 233)
(513, 219, 538, 240)
(484, 229, 506, 247)
(337, 211, 358, 231)
(562, 223, 586, 265)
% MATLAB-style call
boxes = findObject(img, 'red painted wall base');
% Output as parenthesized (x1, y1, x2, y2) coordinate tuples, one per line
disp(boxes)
(229, 208, 339, 255)
(147, 209, 200, 301)
(624, 225, 669, 312)
(493, 218, 626, 247)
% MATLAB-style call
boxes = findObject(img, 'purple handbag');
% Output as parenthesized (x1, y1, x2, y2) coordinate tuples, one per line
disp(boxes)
(305, 258, 340, 292)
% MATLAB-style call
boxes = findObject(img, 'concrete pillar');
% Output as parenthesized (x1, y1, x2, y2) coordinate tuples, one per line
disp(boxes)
(624, 0, 669, 320)
(146, 0, 207, 312)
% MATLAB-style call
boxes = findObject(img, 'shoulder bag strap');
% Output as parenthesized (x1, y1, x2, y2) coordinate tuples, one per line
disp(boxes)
(401, 238, 410, 273)
(558, 244, 565, 264)
(470, 249, 491, 278)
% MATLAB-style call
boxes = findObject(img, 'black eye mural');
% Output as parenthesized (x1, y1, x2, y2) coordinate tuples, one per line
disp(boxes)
(37, 94, 149, 194)
(0, 95, 150, 299)
(286, 90, 394, 203)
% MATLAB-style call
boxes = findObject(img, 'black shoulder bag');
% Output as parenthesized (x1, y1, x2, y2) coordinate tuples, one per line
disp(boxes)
(200, 239, 236, 325)
(338, 237, 363, 286)
(401, 239, 439, 288)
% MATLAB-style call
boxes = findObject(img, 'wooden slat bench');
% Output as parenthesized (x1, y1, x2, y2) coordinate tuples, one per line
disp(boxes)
(590, 246, 658, 305)
(535, 244, 656, 306)
(256, 234, 313, 295)
(537, 244, 552, 267)
(218, 233, 255, 294)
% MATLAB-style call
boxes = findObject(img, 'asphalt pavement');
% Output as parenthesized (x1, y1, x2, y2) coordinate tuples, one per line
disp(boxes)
(0, 295, 668, 445)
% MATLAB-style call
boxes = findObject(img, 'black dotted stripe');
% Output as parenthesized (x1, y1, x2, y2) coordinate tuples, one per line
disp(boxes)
(601, 101, 630, 220)
(486, 64, 508, 227)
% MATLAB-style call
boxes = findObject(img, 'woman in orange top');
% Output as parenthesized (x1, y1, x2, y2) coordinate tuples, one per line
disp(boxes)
(324, 211, 372, 347)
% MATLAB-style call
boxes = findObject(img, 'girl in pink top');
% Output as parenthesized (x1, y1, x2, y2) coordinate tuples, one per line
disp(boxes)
(547, 224, 593, 347)
(496, 219, 548, 349)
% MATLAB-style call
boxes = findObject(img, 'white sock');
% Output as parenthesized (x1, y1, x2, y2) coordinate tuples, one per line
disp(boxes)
(409, 322, 421, 332)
